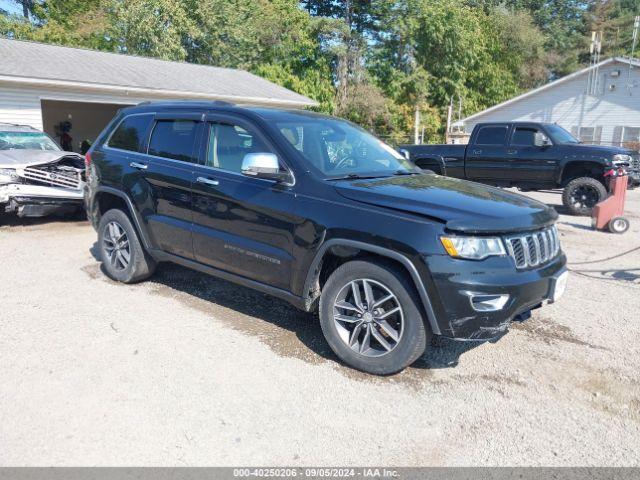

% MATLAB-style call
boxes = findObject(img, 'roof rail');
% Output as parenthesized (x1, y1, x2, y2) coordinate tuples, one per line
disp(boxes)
(135, 100, 235, 107)
(211, 100, 235, 106)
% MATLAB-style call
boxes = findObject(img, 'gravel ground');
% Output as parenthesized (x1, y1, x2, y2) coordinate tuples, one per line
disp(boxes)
(0, 189, 639, 466)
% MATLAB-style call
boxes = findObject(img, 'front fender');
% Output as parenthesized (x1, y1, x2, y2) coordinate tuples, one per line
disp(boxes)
(301, 238, 442, 335)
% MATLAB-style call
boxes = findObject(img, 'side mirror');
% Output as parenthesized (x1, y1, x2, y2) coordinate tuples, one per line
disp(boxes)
(398, 149, 410, 160)
(534, 132, 552, 148)
(241, 153, 293, 184)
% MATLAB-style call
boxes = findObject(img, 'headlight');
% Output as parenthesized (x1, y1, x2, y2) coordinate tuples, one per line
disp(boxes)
(440, 236, 506, 260)
(613, 154, 632, 164)
(0, 168, 19, 184)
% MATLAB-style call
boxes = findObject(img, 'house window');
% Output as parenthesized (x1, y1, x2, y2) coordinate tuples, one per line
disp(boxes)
(623, 127, 640, 145)
(571, 126, 603, 145)
(578, 127, 595, 143)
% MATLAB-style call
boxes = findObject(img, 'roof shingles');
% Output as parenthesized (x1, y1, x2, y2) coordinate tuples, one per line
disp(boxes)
(0, 38, 315, 107)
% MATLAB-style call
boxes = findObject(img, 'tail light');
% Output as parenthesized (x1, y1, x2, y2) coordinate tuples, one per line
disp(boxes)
(84, 151, 92, 169)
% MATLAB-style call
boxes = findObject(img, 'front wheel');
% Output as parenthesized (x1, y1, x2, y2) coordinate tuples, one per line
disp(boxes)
(562, 177, 607, 216)
(319, 260, 430, 375)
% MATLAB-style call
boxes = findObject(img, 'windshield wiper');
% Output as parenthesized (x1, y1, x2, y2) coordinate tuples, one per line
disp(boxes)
(392, 170, 421, 176)
(325, 173, 389, 181)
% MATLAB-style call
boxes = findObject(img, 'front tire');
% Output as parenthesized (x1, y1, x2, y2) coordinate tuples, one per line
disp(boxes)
(98, 209, 156, 283)
(319, 260, 430, 375)
(562, 177, 607, 216)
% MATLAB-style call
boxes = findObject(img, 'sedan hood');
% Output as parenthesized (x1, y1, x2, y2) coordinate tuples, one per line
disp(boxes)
(0, 149, 84, 169)
(333, 174, 558, 234)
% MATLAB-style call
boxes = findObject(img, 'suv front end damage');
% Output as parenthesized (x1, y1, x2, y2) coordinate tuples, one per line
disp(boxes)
(0, 154, 86, 218)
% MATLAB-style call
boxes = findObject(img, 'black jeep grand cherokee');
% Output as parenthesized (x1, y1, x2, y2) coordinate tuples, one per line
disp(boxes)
(85, 101, 568, 375)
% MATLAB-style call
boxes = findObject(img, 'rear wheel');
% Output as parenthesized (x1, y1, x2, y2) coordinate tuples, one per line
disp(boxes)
(98, 209, 156, 283)
(319, 260, 429, 375)
(562, 177, 607, 216)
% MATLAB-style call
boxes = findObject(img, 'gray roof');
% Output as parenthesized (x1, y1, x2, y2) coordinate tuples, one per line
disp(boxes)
(0, 38, 316, 107)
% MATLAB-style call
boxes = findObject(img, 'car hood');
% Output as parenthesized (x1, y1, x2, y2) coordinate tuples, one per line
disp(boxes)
(561, 143, 635, 156)
(333, 174, 558, 234)
(0, 149, 84, 169)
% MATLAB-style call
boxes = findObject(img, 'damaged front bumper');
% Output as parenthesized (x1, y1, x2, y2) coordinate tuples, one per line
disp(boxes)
(423, 253, 568, 341)
(0, 183, 84, 217)
(0, 153, 86, 217)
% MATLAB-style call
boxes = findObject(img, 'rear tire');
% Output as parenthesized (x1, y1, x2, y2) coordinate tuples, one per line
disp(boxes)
(562, 177, 607, 216)
(98, 209, 156, 283)
(319, 260, 430, 375)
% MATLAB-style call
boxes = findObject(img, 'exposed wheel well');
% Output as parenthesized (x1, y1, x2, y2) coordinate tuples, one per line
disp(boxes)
(561, 162, 605, 185)
(309, 246, 426, 318)
(93, 191, 135, 229)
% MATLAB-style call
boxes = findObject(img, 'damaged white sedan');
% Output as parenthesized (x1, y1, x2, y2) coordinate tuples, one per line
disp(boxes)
(0, 124, 85, 218)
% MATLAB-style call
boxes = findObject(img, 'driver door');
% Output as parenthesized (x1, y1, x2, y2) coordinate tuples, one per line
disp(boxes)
(191, 114, 297, 290)
(506, 125, 558, 183)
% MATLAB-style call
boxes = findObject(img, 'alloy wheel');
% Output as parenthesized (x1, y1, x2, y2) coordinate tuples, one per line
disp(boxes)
(570, 184, 600, 209)
(103, 221, 131, 271)
(333, 278, 404, 357)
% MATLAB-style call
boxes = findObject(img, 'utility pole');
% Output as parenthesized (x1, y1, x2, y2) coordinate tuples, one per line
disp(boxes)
(588, 31, 603, 95)
(414, 106, 420, 145)
(628, 16, 640, 94)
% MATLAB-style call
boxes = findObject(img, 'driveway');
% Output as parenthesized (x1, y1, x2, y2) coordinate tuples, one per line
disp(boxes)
(0, 190, 639, 466)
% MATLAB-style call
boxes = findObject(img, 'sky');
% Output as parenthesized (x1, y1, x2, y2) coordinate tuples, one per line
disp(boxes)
(0, 1, 23, 16)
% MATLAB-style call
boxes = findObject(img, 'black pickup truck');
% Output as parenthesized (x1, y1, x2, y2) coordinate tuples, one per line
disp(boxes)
(400, 122, 640, 215)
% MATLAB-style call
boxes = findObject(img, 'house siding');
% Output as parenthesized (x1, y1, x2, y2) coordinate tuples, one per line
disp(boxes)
(463, 61, 640, 146)
(0, 82, 148, 131)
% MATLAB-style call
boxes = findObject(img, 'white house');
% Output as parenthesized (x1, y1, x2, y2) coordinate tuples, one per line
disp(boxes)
(454, 57, 640, 147)
(0, 38, 316, 153)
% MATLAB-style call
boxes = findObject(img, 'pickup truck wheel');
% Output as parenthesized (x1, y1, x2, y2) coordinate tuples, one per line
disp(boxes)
(319, 260, 429, 375)
(98, 209, 156, 283)
(562, 177, 607, 216)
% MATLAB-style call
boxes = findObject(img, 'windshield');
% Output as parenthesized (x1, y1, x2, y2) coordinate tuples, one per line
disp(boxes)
(546, 125, 580, 144)
(0, 131, 60, 151)
(275, 117, 418, 179)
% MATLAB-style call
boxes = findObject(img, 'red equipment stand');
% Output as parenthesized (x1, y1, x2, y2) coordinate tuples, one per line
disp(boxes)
(592, 168, 630, 234)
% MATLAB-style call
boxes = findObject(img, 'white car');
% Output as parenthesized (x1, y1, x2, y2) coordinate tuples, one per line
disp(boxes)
(0, 124, 85, 218)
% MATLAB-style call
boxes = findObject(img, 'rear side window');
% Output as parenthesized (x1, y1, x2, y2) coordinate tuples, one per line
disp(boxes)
(475, 126, 508, 146)
(108, 114, 153, 152)
(148, 120, 198, 163)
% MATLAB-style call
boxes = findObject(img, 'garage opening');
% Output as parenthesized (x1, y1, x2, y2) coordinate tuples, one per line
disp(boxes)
(41, 99, 132, 154)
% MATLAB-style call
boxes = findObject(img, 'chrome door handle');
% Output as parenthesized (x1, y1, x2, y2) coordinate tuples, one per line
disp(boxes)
(507, 149, 518, 155)
(472, 150, 482, 155)
(196, 176, 220, 186)
(129, 162, 148, 170)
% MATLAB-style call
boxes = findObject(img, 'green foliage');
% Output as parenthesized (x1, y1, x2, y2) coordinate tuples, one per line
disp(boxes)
(0, 0, 635, 144)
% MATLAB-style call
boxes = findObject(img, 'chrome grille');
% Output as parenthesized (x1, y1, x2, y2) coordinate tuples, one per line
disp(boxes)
(21, 166, 83, 190)
(504, 225, 560, 269)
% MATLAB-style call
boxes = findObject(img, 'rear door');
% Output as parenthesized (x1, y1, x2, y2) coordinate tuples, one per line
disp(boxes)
(104, 112, 154, 192)
(191, 114, 296, 290)
(506, 124, 558, 183)
(141, 113, 204, 259)
(465, 124, 511, 182)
